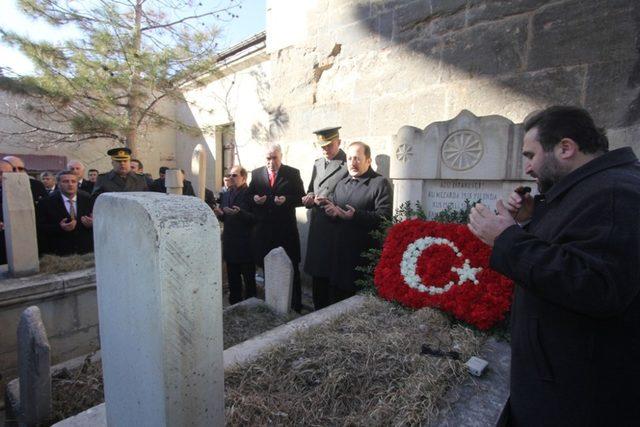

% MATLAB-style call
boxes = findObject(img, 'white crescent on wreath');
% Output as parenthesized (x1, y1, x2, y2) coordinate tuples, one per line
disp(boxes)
(400, 237, 482, 295)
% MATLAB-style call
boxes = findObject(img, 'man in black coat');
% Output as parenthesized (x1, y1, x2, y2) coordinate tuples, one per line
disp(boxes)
(68, 160, 94, 194)
(92, 148, 148, 202)
(302, 127, 349, 309)
(37, 170, 93, 256)
(323, 141, 392, 304)
(248, 143, 305, 311)
(214, 165, 255, 305)
(469, 106, 640, 425)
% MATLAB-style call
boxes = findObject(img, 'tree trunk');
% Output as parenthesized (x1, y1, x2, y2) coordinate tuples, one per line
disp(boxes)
(126, 0, 144, 157)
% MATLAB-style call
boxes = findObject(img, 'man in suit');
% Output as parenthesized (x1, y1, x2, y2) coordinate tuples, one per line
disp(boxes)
(68, 160, 94, 194)
(302, 126, 349, 310)
(214, 165, 255, 305)
(323, 141, 393, 304)
(248, 143, 305, 312)
(36, 170, 93, 256)
(3, 155, 48, 204)
(92, 148, 148, 201)
(130, 158, 155, 188)
(40, 171, 57, 195)
(88, 169, 99, 184)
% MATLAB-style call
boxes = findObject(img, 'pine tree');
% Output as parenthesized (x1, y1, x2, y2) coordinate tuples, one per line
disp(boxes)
(0, 0, 240, 155)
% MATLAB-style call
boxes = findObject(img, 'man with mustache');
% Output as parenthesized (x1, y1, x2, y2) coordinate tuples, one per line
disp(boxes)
(468, 106, 640, 425)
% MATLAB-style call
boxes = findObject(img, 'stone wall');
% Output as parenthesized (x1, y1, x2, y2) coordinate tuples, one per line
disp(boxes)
(0, 269, 99, 404)
(266, 0, 640, 170)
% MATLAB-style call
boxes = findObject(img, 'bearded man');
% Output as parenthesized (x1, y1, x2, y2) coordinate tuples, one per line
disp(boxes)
(468, 106, 640, 425)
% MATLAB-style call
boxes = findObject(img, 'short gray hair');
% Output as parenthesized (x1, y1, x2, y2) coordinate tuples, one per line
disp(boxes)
(265, 143, 282, 154)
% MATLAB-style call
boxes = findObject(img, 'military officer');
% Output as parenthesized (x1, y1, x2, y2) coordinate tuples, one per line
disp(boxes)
(302, 126, 349, 310)
(92, 147, 148, 201)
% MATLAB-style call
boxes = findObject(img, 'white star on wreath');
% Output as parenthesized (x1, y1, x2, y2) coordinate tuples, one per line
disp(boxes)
(400, 237, 482, 295)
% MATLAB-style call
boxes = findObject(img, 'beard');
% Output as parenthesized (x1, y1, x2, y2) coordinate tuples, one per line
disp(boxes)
(535, 152, 569, 193)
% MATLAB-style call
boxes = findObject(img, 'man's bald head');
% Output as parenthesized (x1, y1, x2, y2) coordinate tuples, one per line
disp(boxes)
(0, 160, 14, 187)
(3, 156, 25, 173)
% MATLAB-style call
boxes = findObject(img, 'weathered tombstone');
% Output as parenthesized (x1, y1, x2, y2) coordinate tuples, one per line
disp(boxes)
(93, 193, 223, 426)
(3, 173, 39, 276)
(264, 247, 293, 315)
(165, 169, 184, 195)
(191, 144, 207, 200)
(391, 110, 533, 217)
(17, 305, 51, 426)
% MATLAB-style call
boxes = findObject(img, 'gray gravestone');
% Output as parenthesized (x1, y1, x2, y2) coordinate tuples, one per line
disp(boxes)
(165, 169, 184, 195)
(93, 193, 224, 426)
(390, 110, 533, 217)
(3, 173, 39, 276)
(264, 247, 293, 315)
(17, 305, 51, 426)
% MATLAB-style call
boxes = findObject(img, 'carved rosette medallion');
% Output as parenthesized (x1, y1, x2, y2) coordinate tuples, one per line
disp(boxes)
(441, 130, 484, 171)
(395, 144, 413, 162)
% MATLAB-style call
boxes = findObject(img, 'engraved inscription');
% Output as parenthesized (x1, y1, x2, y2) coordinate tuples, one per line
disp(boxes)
(425, 180, 501, 219)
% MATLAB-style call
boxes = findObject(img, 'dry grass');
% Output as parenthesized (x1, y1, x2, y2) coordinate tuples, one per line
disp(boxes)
(39, 253, 95, 274)
(47, 297, 485, 426)
(223, 304, 297, 349)
(224, 295, 486, 426)
(50, 354, 103, 424)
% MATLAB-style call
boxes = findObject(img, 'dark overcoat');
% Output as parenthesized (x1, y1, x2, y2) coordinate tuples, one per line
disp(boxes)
(329, 168, 392, 292)
(490, 147, 640, 426)
(36, 191, 94, 256)
(303, 149, 349, 277)
(79, 179, 94, 194)
(248, 164, 305, 266)
(218, 185, 254, 264)
(92, 170, 148, 202)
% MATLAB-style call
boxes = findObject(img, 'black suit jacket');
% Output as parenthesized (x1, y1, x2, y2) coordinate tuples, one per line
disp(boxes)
(79, 179, 94, 194)
(29, 178, 48, 205)
(36, 191, 94, 256)
(248, 164, 305, 265)
(217, 185, 254, 264)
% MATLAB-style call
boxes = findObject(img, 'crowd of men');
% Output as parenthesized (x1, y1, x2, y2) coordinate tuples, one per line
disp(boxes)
(0, 148, 204, 264)
(0, 132, 394, 313)
(215, 127, 392, 312)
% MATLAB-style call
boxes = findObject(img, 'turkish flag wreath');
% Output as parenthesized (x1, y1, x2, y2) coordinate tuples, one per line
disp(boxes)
(373, 219, 513, 330)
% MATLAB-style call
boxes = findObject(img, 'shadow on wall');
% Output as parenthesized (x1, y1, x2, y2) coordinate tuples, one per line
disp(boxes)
(353, 0, 640, 128)
(250, 68, 290, 144)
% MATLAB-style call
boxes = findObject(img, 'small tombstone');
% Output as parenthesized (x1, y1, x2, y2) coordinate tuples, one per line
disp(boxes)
(191, 144, 207, 201)
(3, 173, 39, 276)
(264, 247, 293, 315)
(18, 305, 51, 426)
(165, 169, 184, 195)
(93, 193, 224, 426)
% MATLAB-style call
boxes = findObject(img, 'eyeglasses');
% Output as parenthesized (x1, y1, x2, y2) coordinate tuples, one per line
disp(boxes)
(224, 173, 239, 178)
(13, 166, 25, 172)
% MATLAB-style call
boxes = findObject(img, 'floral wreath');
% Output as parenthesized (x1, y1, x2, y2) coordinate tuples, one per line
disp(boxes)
(374, 219, 513, 330)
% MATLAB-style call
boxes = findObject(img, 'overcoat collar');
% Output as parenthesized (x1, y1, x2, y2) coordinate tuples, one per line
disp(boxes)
(544, 147, 638, 204)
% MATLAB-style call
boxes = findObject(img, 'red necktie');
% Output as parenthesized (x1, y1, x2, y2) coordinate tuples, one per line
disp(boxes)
(269, 171, 275, 187)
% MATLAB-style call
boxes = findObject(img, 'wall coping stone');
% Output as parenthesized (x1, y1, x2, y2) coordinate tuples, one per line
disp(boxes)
(0, 268, 96, 307)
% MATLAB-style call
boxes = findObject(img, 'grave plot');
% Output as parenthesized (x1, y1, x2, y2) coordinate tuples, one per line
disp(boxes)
(7, 298, 299, 425)
(224, 295, 485, 425)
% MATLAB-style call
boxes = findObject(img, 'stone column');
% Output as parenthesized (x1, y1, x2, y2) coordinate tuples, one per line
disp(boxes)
(93, 193, 223, 426)
(18, 305, 51, 426)
(192, 144, 207, 201)
(264, 247, 293, 315)
(165, 169, 184, 195)
(3, 173, 39, 276)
